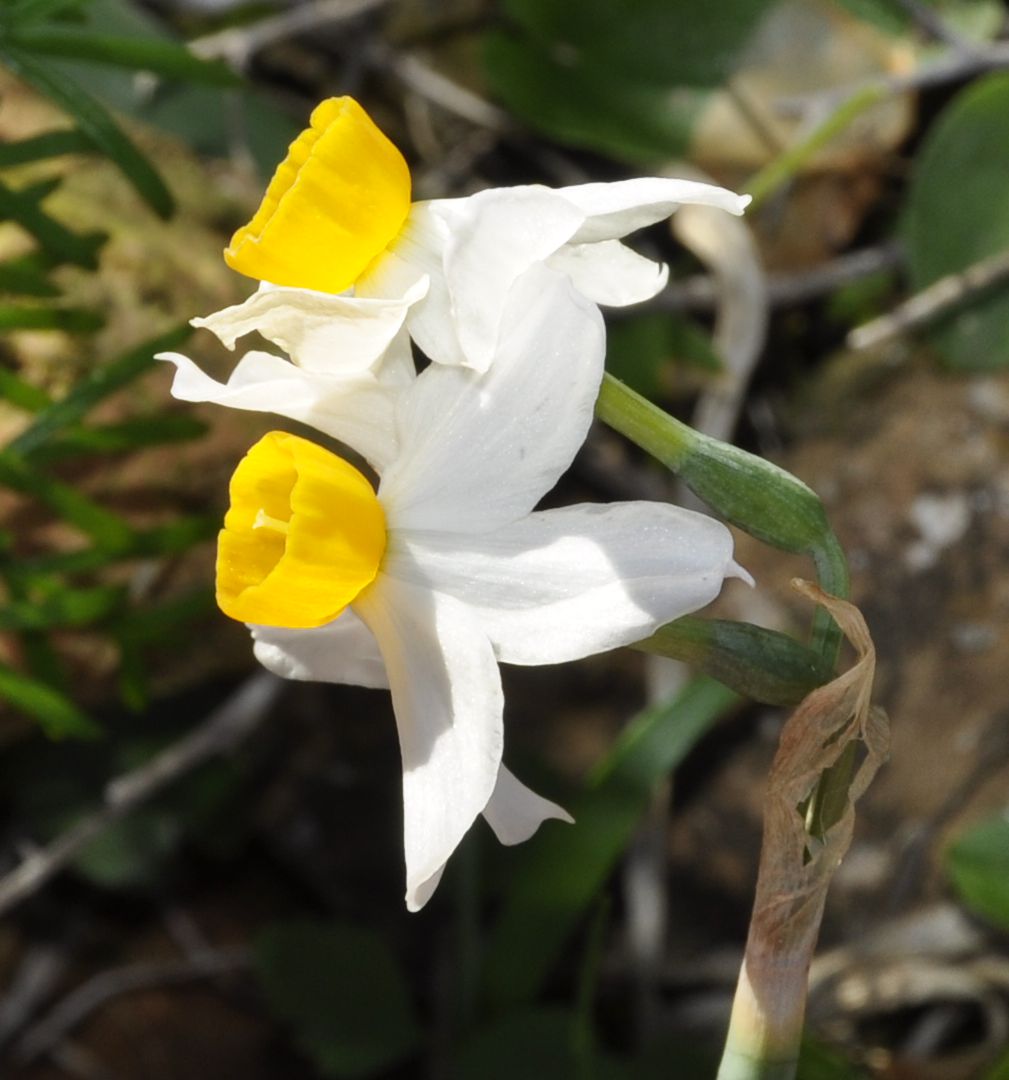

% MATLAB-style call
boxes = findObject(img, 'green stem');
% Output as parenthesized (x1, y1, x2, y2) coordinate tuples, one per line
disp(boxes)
(632, 616, 828, 707)
(596, 374, 855, 1079)
(744, 87, 885, 211)
(596, 374, 849, 607)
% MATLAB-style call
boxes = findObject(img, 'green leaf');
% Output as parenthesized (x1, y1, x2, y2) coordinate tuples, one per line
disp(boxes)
(0, 253, 61, 297)
(0, 366, 53, 410)
(0, 304, 104, 331)
(0, 584, 126, 630)
(485, 31, 703, 163)
(19, 176, 63, 203)
(456, 1009, 629, 1080)
(0, 128, 95, 165)
(255, 922, 422, 1078)
(499, 0, 769, 89)
(116, 638, 148, 711)
(8, 27, 240, 86)
(0, 177, 103, 266)
(8, 323, 190, 456)
(28, 414, 207, 463)
(483, 676, 738, 1008)
(946, 812, 1009, 930)
(635, 616, 829, 706)
(2, 0, 92, 24)
(110, 588, 215, 647)
(131, 515, 218, 555)
(484, 0, 770, 162)
(74, 811, 180, 887)
(0, 449, 135, 548)
(0, 43, 175, 217)
(905, 73, 1009, 370)
(23, 0, 299, 179)
(0, 661, 100, 738)
(5, 515, 216, 579)
(797, 1037, 867, 1079)
(607, 312, 722, 400)
(982, 1048, 1009, 1080)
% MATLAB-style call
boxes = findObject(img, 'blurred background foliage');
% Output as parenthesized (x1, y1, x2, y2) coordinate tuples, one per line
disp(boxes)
(2, 0, 1009, 1078)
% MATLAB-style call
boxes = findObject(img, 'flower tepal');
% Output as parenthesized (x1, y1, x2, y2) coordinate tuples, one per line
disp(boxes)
(222, 95, 750, 372)
(204, 267, 750, 910)
(217, 431, 386, 628)
(224, 97, 412, 294)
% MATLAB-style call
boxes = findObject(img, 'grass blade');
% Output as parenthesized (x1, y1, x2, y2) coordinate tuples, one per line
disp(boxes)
(0, 585, 126, 631)
(0, 43, 175, 218)
(8, 324, 190, 456)
(0, 305, 104, 332)
(483, 677, 740, 1009)
(2, 0, 91, 25)
(9, 27, 240, 86)
(0, 662, 100, 738)
(27, 414, 208, 462)
(5, 516, 218, 579)
(0, 449, 135, 548)
(0, 367, 53, 411)
(0, 253, 61, 297)
(0, 129, 95, 166)
(0, 177, 103, 267)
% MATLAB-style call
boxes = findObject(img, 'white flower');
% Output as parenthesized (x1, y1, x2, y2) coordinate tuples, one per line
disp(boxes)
(157, 279, 427, 472)
(199, 266, 749, 910)
(222, 96, 750, 372)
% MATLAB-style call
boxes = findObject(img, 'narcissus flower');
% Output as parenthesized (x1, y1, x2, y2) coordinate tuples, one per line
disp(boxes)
(159, 279, 427, 471)
(201, 267, 749, 909)
(221, 95, 750, 372)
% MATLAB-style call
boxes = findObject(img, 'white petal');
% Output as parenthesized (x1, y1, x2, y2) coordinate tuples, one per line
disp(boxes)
(387, 501, 747, 665)
(363, 191, 586, 371)
(378, 265, 604, 534)
(193, 278, 427, 378)
(547, 239, 669, 307)
(353, 577, 504, 912)
(407, 865, 447, 911)
(559, 177, 750, 244)
(429, 188, 585, 372)
(482, 766, 573, 845)
(158, 349, 400, 471)
(250, 610, 388, 689)
(412, 768, 573, 897)
(356, 205, 469, 365)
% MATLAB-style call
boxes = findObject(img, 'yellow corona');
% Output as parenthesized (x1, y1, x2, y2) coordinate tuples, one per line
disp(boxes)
(217, 431, 386, 628)
(224, 97, 411, 294)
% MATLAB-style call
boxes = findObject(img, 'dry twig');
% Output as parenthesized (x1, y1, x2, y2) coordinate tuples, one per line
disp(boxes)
(645, 243, 903, 313)
(13, 949, 251, 1066)
(848, 248, 1009, 352)
(369, 42, 511, 132)
(191, 0, 392, 69)
(777, 40, 1009, 116)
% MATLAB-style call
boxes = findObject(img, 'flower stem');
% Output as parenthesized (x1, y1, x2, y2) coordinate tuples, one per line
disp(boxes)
(595, 374, 849, 615)
(596, 374, 855, 1078)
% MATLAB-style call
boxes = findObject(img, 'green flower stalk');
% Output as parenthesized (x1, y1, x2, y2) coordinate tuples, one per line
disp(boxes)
(596, 376, 885, 1080)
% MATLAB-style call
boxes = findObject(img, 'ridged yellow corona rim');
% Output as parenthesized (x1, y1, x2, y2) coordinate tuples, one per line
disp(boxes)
(224, 96, 411, 294)
(217, 431, 386, 628)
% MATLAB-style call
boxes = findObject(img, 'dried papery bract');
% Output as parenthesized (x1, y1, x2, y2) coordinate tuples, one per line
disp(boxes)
(717, 581, 889, 1080)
